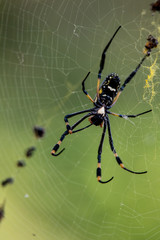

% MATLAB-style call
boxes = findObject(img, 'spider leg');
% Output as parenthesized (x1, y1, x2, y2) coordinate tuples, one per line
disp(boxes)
(72, 123, 92, 133)
(111, 54, 149, 107)
(64, 107, 95, 134)
(82, 72, 95, 104)
(107, 109, 152, 119)
(106, 115, 147, 174)
(97, 118, 114, 183)
(51, 130, 68, 156)
(97, 26, 121, 99)
(51, 113, 92, 156)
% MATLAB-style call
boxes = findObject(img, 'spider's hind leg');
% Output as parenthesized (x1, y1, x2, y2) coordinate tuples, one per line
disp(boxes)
(97, 119, 114, 183)
(64, 108, 95, 134)
(51, 130, 68, 156)
(107, 116, 147, 175)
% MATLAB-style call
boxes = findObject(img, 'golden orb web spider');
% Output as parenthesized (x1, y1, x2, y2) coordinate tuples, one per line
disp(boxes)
(51, 26, 157, 184)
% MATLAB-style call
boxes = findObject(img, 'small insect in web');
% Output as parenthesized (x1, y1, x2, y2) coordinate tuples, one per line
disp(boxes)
(0, 201, 5, 222)
(25, 146, 36, 157)
(1, 177, 14, 187)
(51, 26, 157, 184)
(150, 0, 160, 12)
(144, 34, 158, 56)
(17, 160, 26, 167)
(33, 126, 45, 138)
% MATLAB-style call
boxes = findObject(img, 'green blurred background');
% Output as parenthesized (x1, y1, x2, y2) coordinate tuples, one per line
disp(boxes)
(0, 0, 160, 239)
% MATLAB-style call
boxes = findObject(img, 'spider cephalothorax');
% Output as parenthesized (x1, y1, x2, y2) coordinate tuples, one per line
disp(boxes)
(51, 26, 157, 184)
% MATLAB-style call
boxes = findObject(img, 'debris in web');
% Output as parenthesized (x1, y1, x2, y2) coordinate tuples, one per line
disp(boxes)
(33, 126, 45, 138)
(144, 34, 158, 56)
(25, 146, 36, 157)
(150, 0, 160, 12)
(1, 177, 14, 187)
(17, 160, 26, 167)
(0, 201, 5, 222)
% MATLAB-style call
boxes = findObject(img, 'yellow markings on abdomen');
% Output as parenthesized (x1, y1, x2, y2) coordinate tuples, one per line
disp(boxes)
(99, 88, 102, 94)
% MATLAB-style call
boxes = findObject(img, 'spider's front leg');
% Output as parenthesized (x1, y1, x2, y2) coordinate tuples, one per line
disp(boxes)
(111, 53, 150, 107)
(97, 118, 114, 183)
(96, 26, 121, 100)
(82, 26, 121, 105)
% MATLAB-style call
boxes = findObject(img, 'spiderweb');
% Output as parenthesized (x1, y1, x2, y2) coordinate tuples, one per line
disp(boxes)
(0, 0, 160, 239)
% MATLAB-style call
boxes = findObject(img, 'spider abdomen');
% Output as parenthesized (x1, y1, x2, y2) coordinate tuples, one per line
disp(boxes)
(98, 73, 120, 106)
(88, 115, 104, 127)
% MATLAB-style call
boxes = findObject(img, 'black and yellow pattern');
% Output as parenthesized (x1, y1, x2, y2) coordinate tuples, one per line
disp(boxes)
(51, 25, 155, 183)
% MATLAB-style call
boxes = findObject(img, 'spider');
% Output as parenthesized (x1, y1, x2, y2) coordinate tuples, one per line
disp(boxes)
(51, 26, 156, 184)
